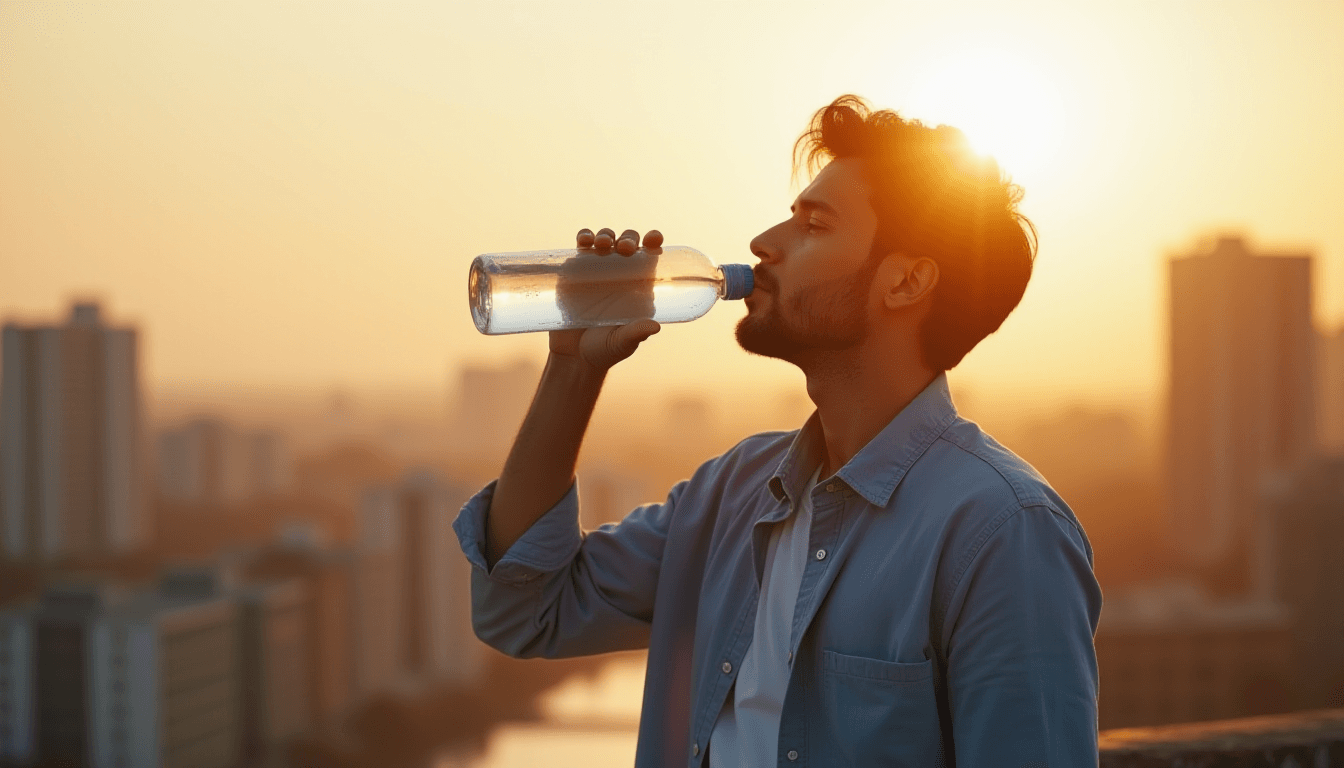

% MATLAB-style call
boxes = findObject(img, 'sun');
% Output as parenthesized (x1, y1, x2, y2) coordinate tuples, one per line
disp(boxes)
(905, 48, 1068, 183)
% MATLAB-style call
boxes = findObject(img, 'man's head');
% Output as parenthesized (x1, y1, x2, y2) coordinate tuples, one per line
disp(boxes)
(736, 95, 1036, 372)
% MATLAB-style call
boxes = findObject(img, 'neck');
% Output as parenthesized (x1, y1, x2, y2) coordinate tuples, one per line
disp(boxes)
(800, 335, 938, 479)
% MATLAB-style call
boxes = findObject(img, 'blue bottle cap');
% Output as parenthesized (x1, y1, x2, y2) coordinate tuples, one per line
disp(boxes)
(721, 264, 754, 301)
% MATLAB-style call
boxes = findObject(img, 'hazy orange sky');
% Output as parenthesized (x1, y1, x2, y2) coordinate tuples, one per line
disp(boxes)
(3, 1, 1342, 409)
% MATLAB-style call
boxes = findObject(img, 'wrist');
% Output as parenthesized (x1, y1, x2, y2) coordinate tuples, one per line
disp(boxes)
(544, 350, 608, 389)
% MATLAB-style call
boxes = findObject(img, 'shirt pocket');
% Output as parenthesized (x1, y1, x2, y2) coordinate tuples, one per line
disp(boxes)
(821, 650, 945, 767)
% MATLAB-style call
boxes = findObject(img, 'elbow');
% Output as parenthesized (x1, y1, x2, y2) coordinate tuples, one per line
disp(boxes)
(471, 602, 548, 659)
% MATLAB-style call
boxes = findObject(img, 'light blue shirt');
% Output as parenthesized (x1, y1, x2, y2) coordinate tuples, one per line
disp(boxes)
(710, 467, 820, 767)
(454, 373, 1102, 767)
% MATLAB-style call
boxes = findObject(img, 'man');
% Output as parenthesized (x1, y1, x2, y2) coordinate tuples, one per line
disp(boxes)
(454, 95, 1102, 766)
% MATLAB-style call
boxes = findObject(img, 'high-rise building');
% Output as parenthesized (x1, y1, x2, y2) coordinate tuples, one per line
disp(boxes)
(1, 302, 148, 560)
(1166, 236, 1315, 594)
(243, 536, 356, 728)
(0, 583, 125, 766)
(1319, 326, 1344, 451)
(391, 471, 480, 686)
(89, 576, 240, 768)
(236, 580, 309, 763)
(157, 418, 291, 507)
(352, 486, 405, 696)
(1263, 456, 1344, 709)
(0, 603, 35, 763)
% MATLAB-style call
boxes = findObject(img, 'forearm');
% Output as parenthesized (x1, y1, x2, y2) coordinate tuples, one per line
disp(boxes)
(486, 352, 605, 567)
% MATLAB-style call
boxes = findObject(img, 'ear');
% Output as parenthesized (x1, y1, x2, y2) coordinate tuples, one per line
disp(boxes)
(879, 254, 939, 310)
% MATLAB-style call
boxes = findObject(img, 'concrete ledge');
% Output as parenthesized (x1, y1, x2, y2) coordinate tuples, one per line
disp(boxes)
(1100, 709, 1344, 767)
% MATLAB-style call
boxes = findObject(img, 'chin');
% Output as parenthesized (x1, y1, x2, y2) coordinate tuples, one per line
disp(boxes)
(735, 315, 800, 363)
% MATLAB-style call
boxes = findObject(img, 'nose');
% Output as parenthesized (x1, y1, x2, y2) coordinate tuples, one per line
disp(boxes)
(749, 221, 785, 264)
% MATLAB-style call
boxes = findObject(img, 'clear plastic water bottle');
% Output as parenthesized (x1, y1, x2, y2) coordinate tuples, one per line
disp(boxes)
(468, 245, 754, 335)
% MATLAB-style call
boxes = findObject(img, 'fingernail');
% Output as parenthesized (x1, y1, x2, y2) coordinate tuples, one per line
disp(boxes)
(577, 228, 595, 247)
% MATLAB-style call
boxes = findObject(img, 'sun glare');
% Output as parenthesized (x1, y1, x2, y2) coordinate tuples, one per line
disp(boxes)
(906, 49, 1068, 183)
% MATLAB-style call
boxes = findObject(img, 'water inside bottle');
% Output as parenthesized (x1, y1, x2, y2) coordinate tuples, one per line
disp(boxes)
(470, 250, 721, 335)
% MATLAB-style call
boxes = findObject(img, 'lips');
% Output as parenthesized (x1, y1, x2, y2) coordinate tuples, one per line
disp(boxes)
(752, 268, 777, 294)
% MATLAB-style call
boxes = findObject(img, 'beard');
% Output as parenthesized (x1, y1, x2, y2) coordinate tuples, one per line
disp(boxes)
(735, 256, 879, 363)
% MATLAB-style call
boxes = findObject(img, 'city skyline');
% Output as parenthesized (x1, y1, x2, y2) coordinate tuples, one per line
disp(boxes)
(3, 2, 1342, 405)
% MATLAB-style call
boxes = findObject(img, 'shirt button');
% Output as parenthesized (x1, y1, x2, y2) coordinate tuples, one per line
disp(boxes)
(788, 749, 799, 761)
(815, 549, 827, 561)
(721, 661, 732, 674)
(825, 483, 837, 492)
(692, 742, 700, 756)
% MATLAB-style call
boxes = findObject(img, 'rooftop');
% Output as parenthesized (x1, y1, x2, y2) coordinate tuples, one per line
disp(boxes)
(1100, 709, 1344, 767)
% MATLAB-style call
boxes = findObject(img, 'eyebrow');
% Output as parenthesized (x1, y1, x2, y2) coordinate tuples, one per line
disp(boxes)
(790, 197, 840, 218)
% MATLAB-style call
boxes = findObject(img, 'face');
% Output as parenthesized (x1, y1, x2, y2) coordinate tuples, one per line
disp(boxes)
(736, 157, 882, 363)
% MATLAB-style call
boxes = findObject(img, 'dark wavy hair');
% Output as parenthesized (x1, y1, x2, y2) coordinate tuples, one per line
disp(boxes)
(794, 95, 1037, 371)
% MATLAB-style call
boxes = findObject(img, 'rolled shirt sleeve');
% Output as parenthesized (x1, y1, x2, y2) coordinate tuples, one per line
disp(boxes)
(941, 503, 1103, 766)
(453, 476, 681, 660)
(453, 480, 584, 585)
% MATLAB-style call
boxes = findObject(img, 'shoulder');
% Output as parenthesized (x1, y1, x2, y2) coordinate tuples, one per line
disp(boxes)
(900, 417, 1092, 581)
(916, 417, 1082, 529)
(916, 420, 1101, 642)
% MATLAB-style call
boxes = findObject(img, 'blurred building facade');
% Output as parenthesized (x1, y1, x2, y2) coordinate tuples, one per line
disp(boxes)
(157, 418, 291, 507)
(361, 470, 482, 688)
(351, 492, 403, 698)
(1166, 236, 1315, 594)
(1264, 455, 1344, 709)
(1319, 326, 1344, 452)
(90, 577, 240, 768)
(0, 604, 34, 761)
(1095, 582, 1292, 729)
(244, 537, 357, 728)
(1, 302, 148, 560)
(449, 359, 539, 457)
(235, 580, 310, 764)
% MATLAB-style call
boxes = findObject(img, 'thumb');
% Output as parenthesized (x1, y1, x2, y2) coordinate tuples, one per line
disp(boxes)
(607, 320, 661, 358)
(579, 320, 662, 369)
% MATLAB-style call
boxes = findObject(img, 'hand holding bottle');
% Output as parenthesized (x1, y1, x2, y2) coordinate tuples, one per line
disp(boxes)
(549, 228, 664, 371)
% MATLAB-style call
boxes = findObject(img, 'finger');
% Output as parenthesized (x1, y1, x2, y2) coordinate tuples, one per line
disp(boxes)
(606, 320, 661, 357)
(616, 229, 639, 256)
(594, 227, 615, 251)
(576, 228, 595, 248)
(642, 230, 664, 249)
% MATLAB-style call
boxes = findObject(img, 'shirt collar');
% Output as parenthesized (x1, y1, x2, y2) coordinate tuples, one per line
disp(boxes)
(768, 373, 959, 509)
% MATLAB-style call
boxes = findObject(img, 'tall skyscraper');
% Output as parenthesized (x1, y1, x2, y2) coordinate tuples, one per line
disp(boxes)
(1167, 236, 1316, 595)
(1, 302, 148, 560)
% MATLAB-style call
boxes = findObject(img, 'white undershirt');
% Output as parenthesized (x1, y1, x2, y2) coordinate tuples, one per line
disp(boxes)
(708, 467, 820, 768)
